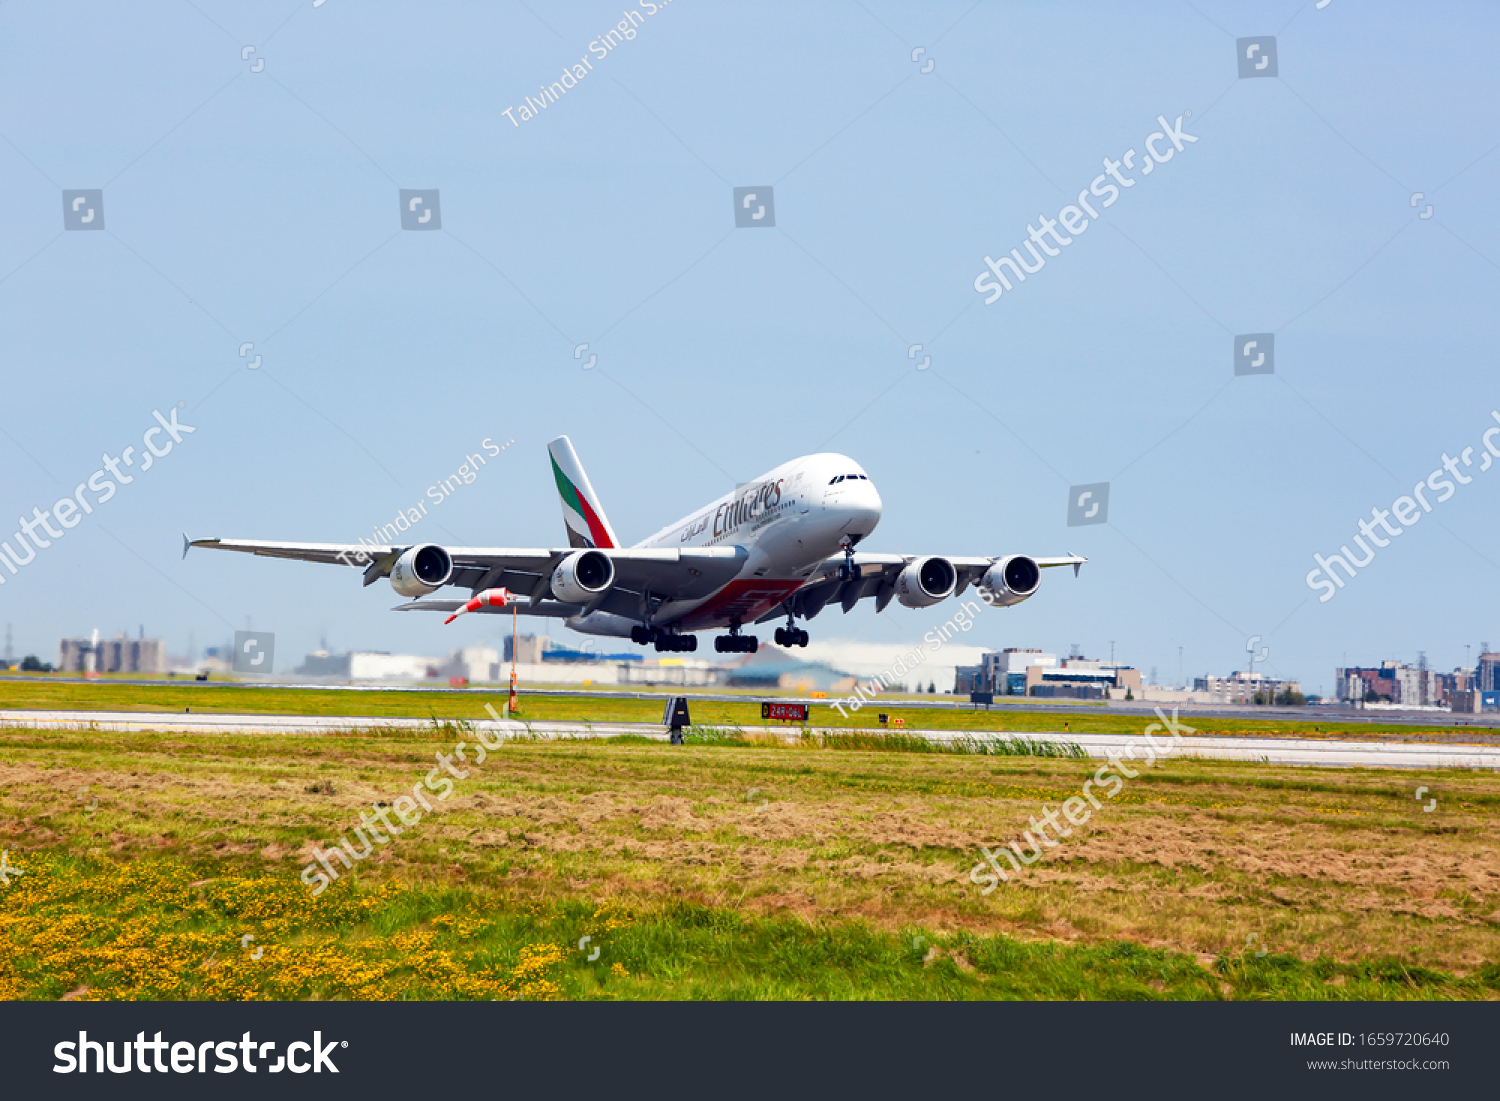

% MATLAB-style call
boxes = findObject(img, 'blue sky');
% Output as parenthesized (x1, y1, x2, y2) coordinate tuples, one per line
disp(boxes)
(2, 0, 1497, 693)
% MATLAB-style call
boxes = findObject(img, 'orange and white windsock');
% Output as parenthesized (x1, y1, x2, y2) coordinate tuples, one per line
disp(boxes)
(444, 588, 512, 624)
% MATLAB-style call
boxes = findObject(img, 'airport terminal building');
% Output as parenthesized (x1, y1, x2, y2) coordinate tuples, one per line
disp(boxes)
(959, 648, 1142, 699)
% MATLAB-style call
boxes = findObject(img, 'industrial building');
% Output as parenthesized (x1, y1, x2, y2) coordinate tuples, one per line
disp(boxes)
(58, 632, 165, 674)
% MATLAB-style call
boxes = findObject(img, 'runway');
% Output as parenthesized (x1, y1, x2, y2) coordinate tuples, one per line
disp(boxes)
(3, 709, 1497, 770)
(4, 676, 1493, 729)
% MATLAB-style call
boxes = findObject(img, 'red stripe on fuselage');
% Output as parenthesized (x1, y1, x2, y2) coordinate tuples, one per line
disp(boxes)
(679, 578, 806, 630)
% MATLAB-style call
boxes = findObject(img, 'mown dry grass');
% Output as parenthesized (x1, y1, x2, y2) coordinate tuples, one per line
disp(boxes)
(1, 721, 1497, 999)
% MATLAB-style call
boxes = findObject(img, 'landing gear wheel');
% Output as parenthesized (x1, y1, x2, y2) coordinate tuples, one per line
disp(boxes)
(794, 629, 809, 647)
(774, 628, 787, 646)
(839, 539, 858, 581)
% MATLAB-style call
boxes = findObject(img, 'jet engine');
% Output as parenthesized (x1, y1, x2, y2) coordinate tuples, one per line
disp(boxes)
(551, 549, 615, 604)
(895, 555, 957, 608)
(980, 554, 1041, 607)
(389, 544, 454, 597)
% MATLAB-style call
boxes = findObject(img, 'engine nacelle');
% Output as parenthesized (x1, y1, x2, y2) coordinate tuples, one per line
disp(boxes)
(389, 544, 454, 598)
(551, 549, 615, 604)
(980, 554, 1041, 607)
(895, 555, 957, 608)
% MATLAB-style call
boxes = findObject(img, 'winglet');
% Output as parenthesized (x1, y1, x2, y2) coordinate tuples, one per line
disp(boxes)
(1071, 552, 1087, 578)
(182, 533, 190, 560)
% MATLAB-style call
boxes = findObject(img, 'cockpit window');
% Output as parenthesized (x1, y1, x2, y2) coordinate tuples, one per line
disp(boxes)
(829, 475, 844, 484)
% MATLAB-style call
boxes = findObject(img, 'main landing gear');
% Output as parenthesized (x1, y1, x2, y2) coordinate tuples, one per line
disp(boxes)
(630, 625, 698, 652)
(714, 623, 758, 654)
(773, 608, 808, 649)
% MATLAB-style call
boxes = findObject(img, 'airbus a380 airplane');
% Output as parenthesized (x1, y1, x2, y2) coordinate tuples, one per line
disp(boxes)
(189, 437, 1086, 654)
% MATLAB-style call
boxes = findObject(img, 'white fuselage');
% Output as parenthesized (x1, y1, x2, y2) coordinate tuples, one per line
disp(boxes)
(566, 453, 883, 636)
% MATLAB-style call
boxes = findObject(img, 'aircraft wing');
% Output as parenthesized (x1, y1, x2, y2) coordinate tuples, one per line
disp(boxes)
(185, 537, 748, 613)
(753, 550, 1087, 623)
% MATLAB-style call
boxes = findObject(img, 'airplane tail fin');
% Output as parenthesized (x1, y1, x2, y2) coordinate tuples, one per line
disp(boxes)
(547, 436, 619, 549)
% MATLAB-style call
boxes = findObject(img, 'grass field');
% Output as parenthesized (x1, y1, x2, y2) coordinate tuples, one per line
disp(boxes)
(1, 715, 1497, 1000)
(1, 678, 1493, 743)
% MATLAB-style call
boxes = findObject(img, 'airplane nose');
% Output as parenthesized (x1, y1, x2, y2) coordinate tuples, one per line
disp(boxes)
(844, 483, 882, 536)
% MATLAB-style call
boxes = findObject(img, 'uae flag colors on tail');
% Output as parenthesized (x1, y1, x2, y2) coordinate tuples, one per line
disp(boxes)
(547, 435, 619, 550)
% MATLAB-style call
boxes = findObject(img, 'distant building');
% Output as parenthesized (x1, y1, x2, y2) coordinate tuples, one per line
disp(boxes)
(438, 646, 501, 683)
(1026, 656, 1140, 698)
(296, 651, 438, 680)
(504, 634, 547, 665)
(1336, 664, 1395, 703)
(984, 649, 1056, 696)
(504, 634, 641, 665)
(59, 633, 165, 674)
(954, 648, 1140, 698)
(1193, 671, 1300, 705)
(1451, 689, 1500, 714)
(1336, 661, 1450, 708)
(726, 645, 857, 692)
(953, 664, 984, 694)
(293, 640, 719, 687)
(1479, 653, 1500, 693)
